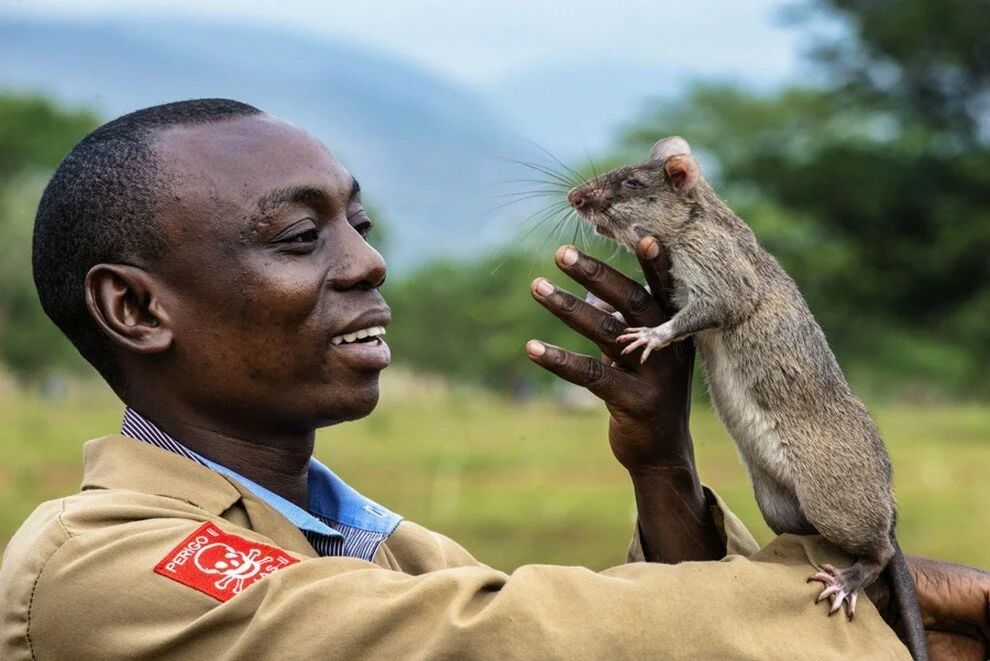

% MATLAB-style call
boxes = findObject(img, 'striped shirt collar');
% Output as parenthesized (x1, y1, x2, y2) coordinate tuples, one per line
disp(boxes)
(121, 407, 401, 560)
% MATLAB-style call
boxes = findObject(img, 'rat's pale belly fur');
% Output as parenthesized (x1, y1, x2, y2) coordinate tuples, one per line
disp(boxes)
(699, 332, 790, 478)
(694, 330, 817, 535)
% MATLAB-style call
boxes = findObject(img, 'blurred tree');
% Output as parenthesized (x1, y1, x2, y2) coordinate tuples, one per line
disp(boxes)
(0, 94, 100, 383)
(386, 249, 600, 395)
(619, 0, 990, 399)
(807, 0, 990, 140)
(0, 95, 100, 180)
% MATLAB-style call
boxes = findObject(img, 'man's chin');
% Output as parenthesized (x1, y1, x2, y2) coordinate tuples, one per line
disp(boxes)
(314, 379, 381, 427)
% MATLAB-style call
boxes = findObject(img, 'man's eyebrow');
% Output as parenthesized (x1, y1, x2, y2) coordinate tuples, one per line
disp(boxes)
(351, 178, 361, 198)
(242, 185, 329, 242)
(255, 185, 328, 217)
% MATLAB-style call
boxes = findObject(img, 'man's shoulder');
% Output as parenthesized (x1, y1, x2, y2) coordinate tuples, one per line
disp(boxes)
(0, 488, 228, 660)
(378, 519, 489, 573)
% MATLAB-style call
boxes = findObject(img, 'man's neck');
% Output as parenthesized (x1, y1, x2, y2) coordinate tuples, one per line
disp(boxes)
(129, 407, 315, 509)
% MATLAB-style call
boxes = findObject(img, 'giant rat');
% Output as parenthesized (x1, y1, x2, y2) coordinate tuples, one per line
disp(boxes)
(567, 136, 928, 660)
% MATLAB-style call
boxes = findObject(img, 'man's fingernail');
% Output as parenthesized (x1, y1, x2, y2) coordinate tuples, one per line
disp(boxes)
(561, 246, 578, 266)
(643, 237, 660, 260)
(526, 340, 546, 357)
(535, 279, 554, 296)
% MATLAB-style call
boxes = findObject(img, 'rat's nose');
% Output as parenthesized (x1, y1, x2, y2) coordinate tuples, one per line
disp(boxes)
(568, 187, 587, 209)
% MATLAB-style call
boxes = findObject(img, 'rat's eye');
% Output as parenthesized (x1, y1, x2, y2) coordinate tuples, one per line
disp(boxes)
(623, 178, 645, 189)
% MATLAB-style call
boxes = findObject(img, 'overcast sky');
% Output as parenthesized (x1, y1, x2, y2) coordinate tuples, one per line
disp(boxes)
(2, 0, 818, 88)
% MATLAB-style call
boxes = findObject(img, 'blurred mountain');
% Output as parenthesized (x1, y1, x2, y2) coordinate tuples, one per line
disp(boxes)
(487, 61, 681, 159)
(0, 16, 549, 270)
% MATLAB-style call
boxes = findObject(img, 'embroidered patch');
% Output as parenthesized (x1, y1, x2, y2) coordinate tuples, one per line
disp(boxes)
(154, 522, 299, 602)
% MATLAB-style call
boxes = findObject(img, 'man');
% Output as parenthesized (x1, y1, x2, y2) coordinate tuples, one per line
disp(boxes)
(1, 99, 986, 659)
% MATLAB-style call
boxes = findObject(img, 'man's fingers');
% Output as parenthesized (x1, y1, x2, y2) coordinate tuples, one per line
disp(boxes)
(525, 340, 639, 406)
(585, 291, 618, 316)
(636, 236, 677, 320)
(554, 245, 664, 328)
(531, 278, 630, 359)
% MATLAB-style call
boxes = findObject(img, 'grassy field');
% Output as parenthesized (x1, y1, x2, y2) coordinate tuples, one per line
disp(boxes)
(2, 372, 988, 571)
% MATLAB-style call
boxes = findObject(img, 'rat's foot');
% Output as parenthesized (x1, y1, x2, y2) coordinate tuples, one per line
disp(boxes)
(809, 563, 864, 620)
(617, 325, 674, 363)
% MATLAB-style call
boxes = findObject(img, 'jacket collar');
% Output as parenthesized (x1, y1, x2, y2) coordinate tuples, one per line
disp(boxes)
(81, 435, 318, 557)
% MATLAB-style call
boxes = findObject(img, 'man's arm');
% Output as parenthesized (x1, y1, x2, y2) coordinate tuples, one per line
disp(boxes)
(868, 554, 990, 660)
(17, 512, 910, 660)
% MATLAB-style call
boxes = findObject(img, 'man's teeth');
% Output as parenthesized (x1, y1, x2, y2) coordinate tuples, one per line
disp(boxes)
(330, 326, 386, 346)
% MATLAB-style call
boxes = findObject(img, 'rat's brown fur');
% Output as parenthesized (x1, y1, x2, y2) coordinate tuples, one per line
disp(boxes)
(568, 137, 927, 660)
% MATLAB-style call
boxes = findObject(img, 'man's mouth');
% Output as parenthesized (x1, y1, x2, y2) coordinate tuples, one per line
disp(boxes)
(330, 326, 387, 346)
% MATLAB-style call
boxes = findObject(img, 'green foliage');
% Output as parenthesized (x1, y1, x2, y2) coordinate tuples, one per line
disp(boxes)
(0, 95, 99, 180)
(809, 0, 990, 137)
(386, 249, 601, 394)
(0, 94, 100, 381)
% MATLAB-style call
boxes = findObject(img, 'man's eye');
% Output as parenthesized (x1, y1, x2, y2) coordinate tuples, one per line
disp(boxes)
(286, 228, 319, 243)
(623, 178, 645, 189)
(356, 221, 374, 239)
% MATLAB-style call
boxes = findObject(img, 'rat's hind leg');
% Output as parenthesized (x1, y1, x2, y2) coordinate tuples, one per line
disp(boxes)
(809, 541, 894, 619)
(749, 465, 816, 537)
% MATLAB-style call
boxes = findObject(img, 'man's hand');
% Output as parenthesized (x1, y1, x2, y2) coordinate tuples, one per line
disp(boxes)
(869, 555, 990, 660)
(526, 237, 725, 562)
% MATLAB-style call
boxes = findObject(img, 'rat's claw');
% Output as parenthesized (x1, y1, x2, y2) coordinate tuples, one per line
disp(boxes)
(809, 572, 836, 588)
(617, 328, 648, 343)
(619, 326, 673, 361)
(640, 345, 655, 363)
(845, 591, 858, 620)
(620, 339, 647, 355)
(815, 584, 842, 603)
(808, 564, 861, 620)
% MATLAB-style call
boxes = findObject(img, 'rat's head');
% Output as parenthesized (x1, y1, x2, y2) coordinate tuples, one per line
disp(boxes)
(567, 136, 702, 250)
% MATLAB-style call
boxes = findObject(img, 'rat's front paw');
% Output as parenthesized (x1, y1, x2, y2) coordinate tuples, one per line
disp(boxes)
(617, 324, 674, 363)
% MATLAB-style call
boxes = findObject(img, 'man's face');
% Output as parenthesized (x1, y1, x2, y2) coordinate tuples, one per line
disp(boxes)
(150, 115, 390, 436)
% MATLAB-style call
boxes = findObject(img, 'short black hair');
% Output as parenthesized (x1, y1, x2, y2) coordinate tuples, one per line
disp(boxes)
(33, 98, 263, 389)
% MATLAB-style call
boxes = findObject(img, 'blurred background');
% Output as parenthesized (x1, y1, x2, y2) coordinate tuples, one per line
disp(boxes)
(1, 0, 988, 569)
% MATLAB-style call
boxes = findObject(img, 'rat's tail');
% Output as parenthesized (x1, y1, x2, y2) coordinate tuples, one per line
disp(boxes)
(886, 535, 929, 661)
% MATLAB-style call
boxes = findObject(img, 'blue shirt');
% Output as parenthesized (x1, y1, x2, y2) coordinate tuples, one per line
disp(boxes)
(121, 408, 402, 560)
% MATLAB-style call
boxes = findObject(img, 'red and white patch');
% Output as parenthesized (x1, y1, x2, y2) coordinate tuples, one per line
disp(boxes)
(154, 522, 299, 602)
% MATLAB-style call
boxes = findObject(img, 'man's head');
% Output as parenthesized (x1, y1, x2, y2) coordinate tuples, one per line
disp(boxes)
(34, 99, 263, 386)
(34, 100, 390, 436)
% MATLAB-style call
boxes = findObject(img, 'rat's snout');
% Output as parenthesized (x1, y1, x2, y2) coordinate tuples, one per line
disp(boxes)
(568, 187, 603, 211)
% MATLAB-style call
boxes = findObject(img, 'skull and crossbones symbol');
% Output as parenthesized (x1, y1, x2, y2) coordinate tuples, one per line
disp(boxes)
(194, 543, 272, 594)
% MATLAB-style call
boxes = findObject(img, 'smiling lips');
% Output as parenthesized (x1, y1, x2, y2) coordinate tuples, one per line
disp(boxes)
(330, 326, 387, 346)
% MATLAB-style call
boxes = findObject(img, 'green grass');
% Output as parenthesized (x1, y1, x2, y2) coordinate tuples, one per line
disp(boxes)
(2, 372, 988, 571)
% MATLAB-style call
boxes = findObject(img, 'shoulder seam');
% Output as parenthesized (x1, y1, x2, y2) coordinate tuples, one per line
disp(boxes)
(430, 530, 449, 568)
(25, 499, 72, 661)
(54, 497, 75, 539)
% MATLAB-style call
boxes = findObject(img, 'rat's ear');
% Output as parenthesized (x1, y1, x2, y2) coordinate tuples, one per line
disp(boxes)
(85, 264, 173, 355)
(664, 154, 701, 192)
(649, 136, 692, 162)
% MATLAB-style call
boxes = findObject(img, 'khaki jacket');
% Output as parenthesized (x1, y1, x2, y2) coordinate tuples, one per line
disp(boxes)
(0, 435, 909, 659)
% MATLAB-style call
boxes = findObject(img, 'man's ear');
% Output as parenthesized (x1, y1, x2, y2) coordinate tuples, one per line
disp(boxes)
(85, 264, 173, 354)
(664, 155, 701, 192)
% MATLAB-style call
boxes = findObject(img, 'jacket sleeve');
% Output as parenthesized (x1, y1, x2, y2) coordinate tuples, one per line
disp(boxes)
(627, 485, 762, 563)
(28, 508, 910, 660)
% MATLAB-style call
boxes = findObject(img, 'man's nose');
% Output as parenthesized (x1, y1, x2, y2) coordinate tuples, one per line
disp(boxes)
(326, 234, 387, 290)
